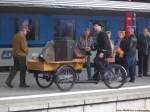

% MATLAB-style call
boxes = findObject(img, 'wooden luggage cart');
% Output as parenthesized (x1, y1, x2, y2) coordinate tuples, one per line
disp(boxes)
(27, 59, 84, 91)
(27, 57, 127, 91)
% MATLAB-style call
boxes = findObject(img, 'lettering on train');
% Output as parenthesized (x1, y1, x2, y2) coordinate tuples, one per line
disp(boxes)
(1, 50, 13, 59)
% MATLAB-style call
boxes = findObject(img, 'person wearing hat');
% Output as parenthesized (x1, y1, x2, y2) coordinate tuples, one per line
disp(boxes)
(92, 21, 112, 81)
(5, 25, 30, 88)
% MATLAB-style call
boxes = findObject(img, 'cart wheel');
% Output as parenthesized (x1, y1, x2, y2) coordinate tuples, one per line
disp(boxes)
(103, 64, 127, 89)
(35, 72, 54, 88)
(55, 65, 76, 91)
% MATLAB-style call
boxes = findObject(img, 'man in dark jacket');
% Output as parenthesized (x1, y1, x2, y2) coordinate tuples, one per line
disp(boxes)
(120, 27, 137, 82)
(92, 21, 112, 81)
(142, 27, 150, 76)
(137, 33, 144, 77)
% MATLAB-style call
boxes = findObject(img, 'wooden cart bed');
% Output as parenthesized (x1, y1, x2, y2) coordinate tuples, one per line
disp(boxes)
(27, 59, 84, 72)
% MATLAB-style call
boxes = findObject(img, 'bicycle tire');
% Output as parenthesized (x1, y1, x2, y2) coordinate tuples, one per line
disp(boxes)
(55, 65, 76, 91)
(35, 72, 54, 88)
(103, 64, 127, 89)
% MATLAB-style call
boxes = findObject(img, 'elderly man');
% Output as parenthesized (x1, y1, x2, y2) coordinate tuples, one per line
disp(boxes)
(120, 27, 137, 82)
(5, 26, 30, 88)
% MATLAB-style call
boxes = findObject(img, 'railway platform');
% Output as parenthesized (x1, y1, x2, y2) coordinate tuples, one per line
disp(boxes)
(0, 70, 150, 112)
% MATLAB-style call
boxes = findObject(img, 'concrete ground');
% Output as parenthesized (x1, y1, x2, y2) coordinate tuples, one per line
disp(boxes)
(0, 69, 150, 98)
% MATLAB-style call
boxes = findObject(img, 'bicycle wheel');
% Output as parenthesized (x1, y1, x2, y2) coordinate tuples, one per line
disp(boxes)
(35, 72, 54, 88)
(55, 65, 76, 91)
(103, 64, 127, 89)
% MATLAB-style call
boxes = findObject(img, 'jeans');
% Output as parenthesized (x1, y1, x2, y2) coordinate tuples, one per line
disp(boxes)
(86, 56, 91, 80)
(124, 55, 136, 81)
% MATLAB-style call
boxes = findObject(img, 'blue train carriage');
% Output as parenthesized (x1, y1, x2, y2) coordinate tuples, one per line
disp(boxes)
(0, 0, 150, 71)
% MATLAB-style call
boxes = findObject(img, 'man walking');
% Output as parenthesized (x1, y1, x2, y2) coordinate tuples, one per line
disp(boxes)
(92, 21, 112, 81)
(5, 26, 30, 88)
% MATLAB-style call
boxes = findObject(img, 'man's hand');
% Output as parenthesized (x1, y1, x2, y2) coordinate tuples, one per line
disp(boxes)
(86, 47, 91, 51)
(99, 52, 104, 58)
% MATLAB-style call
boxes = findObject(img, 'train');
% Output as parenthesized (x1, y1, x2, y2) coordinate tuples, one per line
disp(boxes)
(0, 0, 150, 70)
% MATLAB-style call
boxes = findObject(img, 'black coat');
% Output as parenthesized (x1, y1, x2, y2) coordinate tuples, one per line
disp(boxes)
(120, 35, 137, 57)
(142, 35, 150, 55)
(96, 31, 111, 57)
(137, 33, 144, 52)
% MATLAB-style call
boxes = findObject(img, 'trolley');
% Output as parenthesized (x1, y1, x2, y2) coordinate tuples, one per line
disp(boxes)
(27, 58, 127, 91)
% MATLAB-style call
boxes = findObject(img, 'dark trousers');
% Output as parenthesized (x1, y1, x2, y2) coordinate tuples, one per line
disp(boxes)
(86, 56, 91, 80)
(124, 55, 136, 81)
(138, 52, 143, 75)
(143, 54, 150, 76)
(6, 56, 27, 86)
(93, 56, 106, 80)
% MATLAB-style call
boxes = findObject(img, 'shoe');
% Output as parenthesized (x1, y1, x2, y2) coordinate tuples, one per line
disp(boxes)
(93, 72, 100, 81)
(19, 85, 30, 88)
(143, 75, 150, 77)
(138, 74, 142, 77)
(129, 80, 135, 83)
(5, 82, 13, 88)
(88, 77, 93, 81)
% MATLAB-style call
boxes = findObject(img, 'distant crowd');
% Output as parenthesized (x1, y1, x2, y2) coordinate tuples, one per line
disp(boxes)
(74, 23, 150, 83)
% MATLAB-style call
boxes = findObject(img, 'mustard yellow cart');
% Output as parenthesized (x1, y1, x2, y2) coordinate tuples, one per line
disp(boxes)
(27, 58, 127, 91)
(27, 59, 84, 91)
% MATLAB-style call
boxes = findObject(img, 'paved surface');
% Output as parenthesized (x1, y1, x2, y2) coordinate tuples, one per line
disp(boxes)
(0, 69, 150, 98)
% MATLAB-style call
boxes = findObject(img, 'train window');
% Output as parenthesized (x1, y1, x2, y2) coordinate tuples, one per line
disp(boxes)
(54, 19, 75, 40)
(15, 19, 39, 40)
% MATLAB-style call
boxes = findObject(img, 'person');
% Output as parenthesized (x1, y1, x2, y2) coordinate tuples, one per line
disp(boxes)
(137, 28, 149, 77)
(5, 25, 30, 88)
(114, 31, 125, 65)
(141, 27, 150, 76)
(120, 27, 137, 83)
(106, 31, 115, 63)
(92, 21, 112, 81)
(74, 28, 93, 80)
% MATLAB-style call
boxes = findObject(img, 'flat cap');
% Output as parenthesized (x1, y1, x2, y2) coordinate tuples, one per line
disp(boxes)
(92, 21, 104, 27)
(93, 21, 104, 27)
